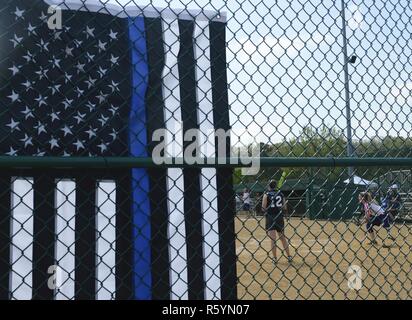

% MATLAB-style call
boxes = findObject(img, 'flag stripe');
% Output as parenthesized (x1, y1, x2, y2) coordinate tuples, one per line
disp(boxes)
(210, 21, 238, 300)
(115, 172, 134, 300)
(194, 20, 222, 300)
(162, 18, 189, 300)
(96, 181, 117, 300)
(32, 173, 56, 300)
(10, 177, 34, 300)
(178, 19, 205, 300)
(144, 17, 170, 300)
(0, 174, 11, 299)
(55, 179, 76, 300)
(128, 16, 151, 300)
(74, 175, 96, 299)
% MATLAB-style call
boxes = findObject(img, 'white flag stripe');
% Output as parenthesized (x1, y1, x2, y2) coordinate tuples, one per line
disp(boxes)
(194, 21, 221, 300)
(199, 169, 220, 298)
(162, 18, 188, 300)
(163, 21, 184, 159)
(55, 180, 76, 300)
(44, 0, 227, 22)
(10, 178, 34, 300)
(96, 181, 117, 300)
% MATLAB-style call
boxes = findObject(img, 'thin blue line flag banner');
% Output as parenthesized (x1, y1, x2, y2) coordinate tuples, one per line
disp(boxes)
(0, 0, 236, 300)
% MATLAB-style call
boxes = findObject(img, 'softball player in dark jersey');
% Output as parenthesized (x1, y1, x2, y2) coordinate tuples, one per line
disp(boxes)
(262, 180, 292, 264)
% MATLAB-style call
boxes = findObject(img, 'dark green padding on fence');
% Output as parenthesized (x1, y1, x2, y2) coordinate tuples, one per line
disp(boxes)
(1, 157, 412, 169)
(307, 185, 367, 221)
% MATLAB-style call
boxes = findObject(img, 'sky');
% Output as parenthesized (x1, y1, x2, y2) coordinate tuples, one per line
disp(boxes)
(92, 0, 412, 147)
(224, 0, 412, 147)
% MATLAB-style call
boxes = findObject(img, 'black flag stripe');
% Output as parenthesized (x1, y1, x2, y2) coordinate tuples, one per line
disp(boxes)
(115, 171, 133, 300)
(210, 21, 238, 300)
(32, 173, 56, 300)
(0, 174, 11, 299)
(144, 17, 170, 300)
(178, 19, 205, 300)
(75, 174, 96, 300)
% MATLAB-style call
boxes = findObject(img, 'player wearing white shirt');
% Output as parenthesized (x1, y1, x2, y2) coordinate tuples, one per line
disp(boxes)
(359, 192, 394, 245)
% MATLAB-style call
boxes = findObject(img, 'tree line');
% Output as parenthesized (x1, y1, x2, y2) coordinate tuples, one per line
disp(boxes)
(234, 125, 412, 186)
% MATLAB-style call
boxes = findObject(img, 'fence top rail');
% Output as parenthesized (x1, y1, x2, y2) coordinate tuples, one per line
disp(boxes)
(0, 157, 411, 169)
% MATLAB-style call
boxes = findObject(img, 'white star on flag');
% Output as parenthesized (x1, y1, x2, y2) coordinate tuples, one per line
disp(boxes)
(97, 142, 108, 153)
(8, 91, 20, 103)
(10, 34, 23, 48)
(34, 122, 47, 135)
(21, 107, 34, 119)
(9, 65, 21, 76)
(73, 140, 86, 151)
(20, 134, 33, 148)
(6, 147, 18, 156)
(49, 137, 60, 150)
(6, 119, 20, 132)
(109, 29, 118, 40)
(61, 125, 73, 137)
(85, 26, 95, 39)
(86, 127, 97, 138)
(14, 7, 25, 20)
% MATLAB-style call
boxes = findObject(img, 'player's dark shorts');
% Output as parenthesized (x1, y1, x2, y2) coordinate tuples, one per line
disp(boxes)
(266, 213, 285, 232)
(242, 203, 250, 211)
(388, 209, 399, 218)
(366, 214, 390, 233)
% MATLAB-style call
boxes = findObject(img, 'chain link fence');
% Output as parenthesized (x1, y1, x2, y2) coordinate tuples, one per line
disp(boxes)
(0, 0, 412, 300)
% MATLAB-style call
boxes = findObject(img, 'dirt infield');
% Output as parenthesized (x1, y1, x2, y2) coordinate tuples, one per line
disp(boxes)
(235, 216, 412, 299)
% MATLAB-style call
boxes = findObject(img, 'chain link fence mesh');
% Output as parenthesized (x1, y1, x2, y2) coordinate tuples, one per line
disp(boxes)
(0, 0, 411, 300)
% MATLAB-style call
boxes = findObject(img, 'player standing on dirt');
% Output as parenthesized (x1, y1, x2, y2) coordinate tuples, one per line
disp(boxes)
(359, 192, 395, 245)
(382, 184, 402, 221)
(262, 180, 292, 264)
(242, 188, 252, 212)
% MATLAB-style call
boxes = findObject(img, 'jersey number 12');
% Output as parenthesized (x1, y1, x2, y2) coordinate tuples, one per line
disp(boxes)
(270, 195, 282, 208)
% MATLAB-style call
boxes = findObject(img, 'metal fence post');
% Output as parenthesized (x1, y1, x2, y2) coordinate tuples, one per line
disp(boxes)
(340, 0, 355, 182)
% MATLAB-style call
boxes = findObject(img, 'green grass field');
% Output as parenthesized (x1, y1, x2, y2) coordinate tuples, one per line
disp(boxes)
(235, 216, 412, 299)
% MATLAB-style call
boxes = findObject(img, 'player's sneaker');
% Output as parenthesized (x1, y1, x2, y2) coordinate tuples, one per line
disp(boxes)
(368, 240, 378, 245)
(272, 258, 277, 265)
(287, 256, 292, 263)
